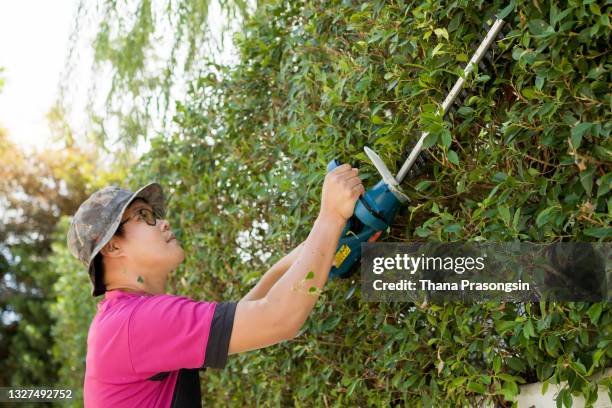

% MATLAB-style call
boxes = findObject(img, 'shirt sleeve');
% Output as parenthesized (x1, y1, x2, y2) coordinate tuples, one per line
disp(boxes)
(128, 294, 236, 373)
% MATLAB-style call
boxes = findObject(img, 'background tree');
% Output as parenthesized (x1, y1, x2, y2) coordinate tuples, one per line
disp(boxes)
(0, 129, 124, 388)
(54, 0, 251, 153)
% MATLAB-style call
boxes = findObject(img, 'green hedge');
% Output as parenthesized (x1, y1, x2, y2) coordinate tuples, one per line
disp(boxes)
(51, 0, 610, 406)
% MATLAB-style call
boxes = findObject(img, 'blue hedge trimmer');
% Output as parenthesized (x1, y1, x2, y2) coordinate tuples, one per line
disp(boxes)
(328, 16, 508, 279)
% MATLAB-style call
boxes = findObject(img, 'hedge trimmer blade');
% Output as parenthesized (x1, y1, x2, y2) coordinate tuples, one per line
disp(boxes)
(328, 11, 513, 279)
(364, 146, 409, 203)
(362, 17, 508, 185)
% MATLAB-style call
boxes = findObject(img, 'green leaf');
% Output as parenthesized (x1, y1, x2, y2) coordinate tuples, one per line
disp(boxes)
(556, 388, 565, 408)
(522, 87, 539, 100)
(528, 19, 549, 36)
(550, 5, 573, 26)
(580, 165, 595, 196)
(447, 150, 459, 165)
(497, 373, 520, 382)
(432, 43, 445, 56)
(423, 132, 438, 149)
(546, 336, 560, 356)
(444, 224, 461, 234)
(589, 3, 601, 15)
(536, 206, 559, 227)
(592, 349, 605, 369)
(493, 172, 508, 183)
(502, 379, 519, 399)
(431, 202, 440, 214)
(371, 115, 385, 125)
(415, 180, 433, 191)
(434, 28, 449, 40)
(571, 361, 587, 376)
(583, 228, 611, 239)
(542, 380, 549, 395)
(440, 130, 452, 147)
(523, 320, 536, 338)
(593, 146, 612, 161)
(496, 320, 516, 333)
(493, 356, 502, 372)
(415, 226, 430, 237)
(449, 376, 467, 388)
(571, 122, 592, 149)
(498, 2, 515, 20)
(305, 271, 314, 280)
(507, 357, 526, 372)
(457, 106, 473, 116)
(387, 79, 399, 92)
(512, 207, 521, 230)
(563, 387, 573, 407)
(596, 173, 611, 197)
(498, 205, 511, 225)
(467, 381, 486, 394)
(347, 379, 360, 397)
(448, 13, 462, 32)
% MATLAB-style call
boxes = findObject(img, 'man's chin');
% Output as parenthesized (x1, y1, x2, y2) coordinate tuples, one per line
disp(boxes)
(174, 248, 186, 266)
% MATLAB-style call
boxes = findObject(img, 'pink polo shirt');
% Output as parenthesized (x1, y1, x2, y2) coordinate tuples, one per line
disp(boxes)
(84, 290, 236, 408)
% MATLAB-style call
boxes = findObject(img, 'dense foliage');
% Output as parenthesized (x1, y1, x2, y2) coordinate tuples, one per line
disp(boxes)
(49, 0, 610, 406)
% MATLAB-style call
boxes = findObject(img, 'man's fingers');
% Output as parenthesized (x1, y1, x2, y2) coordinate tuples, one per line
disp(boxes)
(351, 183, 366, 197)
(347, 177, 362, 188)
(332, 163, 352, 174)
(347, 176, 364, 191)
(336, 168, 359, 180)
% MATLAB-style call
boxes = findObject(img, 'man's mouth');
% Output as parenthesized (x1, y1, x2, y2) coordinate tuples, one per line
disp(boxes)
(167, 234, 176, 242)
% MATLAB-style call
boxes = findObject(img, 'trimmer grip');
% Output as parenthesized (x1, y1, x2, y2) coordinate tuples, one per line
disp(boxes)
(327, 159, 342, 173)
(324, 158, 386, 279)
(329, 220, 380, 279)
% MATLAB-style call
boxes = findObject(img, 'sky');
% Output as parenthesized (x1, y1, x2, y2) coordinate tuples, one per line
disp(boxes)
(0, 0, 243, 154)
(0, 0, 76, 150)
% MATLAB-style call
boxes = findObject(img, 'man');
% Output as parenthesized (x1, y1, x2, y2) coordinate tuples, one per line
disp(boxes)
(67, 163, 364, 407)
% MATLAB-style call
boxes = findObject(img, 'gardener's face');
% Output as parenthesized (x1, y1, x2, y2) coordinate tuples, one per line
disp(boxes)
(115, 199, 185, 277)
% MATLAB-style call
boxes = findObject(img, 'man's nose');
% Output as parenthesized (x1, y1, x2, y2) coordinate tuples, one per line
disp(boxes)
(159, 219, 170, 231)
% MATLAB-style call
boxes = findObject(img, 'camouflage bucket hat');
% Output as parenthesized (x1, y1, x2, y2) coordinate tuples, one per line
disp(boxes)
(67, 183, 166, 297)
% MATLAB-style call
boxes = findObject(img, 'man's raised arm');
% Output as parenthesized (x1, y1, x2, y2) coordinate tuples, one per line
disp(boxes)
(228, 164, 364, 354)
(239, 241, 305, 302)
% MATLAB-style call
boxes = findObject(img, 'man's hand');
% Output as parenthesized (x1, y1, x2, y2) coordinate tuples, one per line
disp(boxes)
(319, 164, 365, 222)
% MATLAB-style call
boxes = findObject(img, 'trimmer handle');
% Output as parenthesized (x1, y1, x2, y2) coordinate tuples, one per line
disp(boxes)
(327, 159, 342, 173)
(325, 159, 385, 279)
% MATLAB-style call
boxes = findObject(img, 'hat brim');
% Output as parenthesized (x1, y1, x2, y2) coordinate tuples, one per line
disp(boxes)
(87, 182, 166, 297)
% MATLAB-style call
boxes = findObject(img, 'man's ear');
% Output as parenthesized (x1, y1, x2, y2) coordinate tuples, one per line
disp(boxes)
(100, 238, 123, 258)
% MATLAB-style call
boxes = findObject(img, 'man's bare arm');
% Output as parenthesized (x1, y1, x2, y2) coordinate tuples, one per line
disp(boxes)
(240, 241, 305, 302)
(265, 212, 345, 331)
(228, 164, 363, 355)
